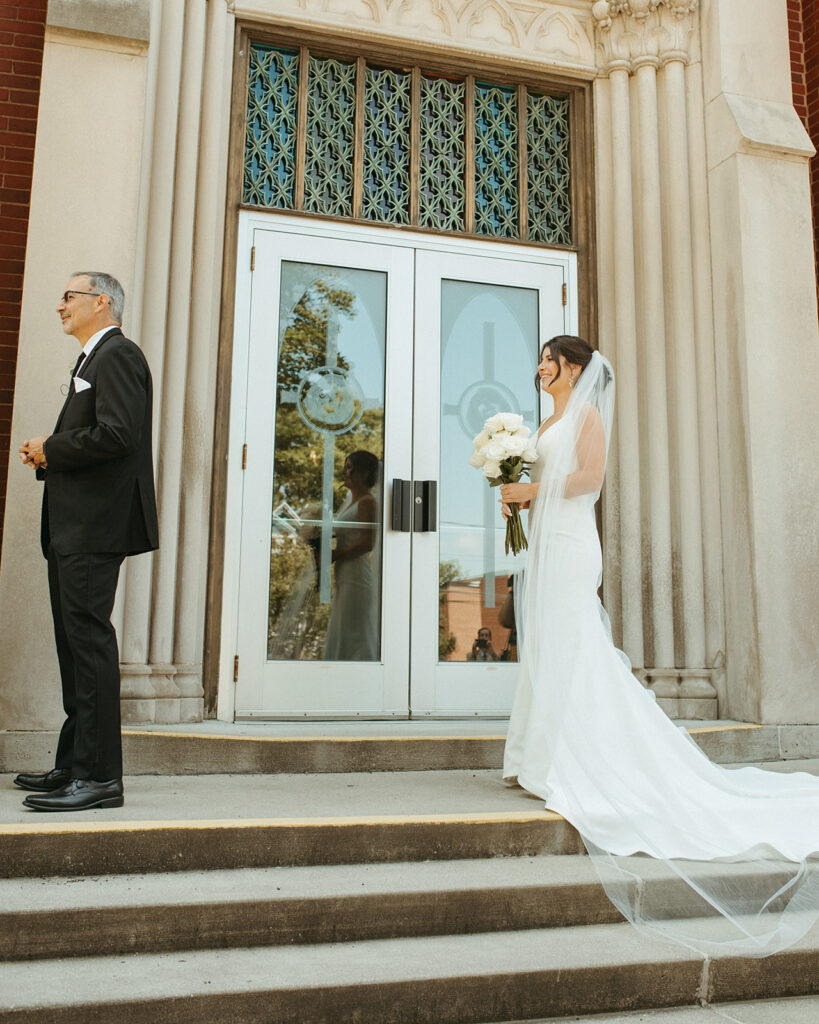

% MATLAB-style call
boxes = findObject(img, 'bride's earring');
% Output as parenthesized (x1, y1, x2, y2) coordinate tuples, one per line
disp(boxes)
(569, 371, 575, 389)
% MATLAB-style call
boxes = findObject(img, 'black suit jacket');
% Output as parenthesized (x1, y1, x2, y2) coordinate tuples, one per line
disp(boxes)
(38, 328, 159, 558)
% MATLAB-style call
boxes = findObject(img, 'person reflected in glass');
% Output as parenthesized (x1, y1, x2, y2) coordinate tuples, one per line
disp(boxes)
(467, 626, 499, 662)
(324, 450, 380, 661)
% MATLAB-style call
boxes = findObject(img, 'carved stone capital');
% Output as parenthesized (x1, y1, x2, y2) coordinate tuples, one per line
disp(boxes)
(593, 0, 700, 75)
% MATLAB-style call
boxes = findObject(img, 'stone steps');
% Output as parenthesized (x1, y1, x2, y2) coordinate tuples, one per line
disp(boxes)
(3, 752, 819, 1021)
(4, 720, 819, 775)
(1, 855, 803, 964)
(1, 915, 818, 1023)
(0, 856, 621, 961)
(0, 809, 583, 877)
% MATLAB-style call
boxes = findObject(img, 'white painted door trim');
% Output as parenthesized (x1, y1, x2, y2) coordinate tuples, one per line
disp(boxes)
(218, 211, 579, 721)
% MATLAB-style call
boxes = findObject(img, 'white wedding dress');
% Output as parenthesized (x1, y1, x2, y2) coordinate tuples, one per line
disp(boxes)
(324, 494, 378, 661)
(503, 352, 819, 956)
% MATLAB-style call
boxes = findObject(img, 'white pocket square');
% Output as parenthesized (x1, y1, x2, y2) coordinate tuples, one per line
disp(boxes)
(73, 376, 92, 392)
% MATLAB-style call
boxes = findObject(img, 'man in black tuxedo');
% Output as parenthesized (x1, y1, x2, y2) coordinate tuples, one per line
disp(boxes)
(14, 272, 158, 811)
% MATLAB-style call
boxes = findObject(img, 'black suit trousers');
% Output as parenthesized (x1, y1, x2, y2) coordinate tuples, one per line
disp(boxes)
(48, 547, 125, 781)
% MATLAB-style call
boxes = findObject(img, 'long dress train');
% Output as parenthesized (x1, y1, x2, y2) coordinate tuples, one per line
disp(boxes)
(503, 352, 819, 957)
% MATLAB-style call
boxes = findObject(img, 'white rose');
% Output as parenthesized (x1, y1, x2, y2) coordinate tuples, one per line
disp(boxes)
(483, 414, 504, 434)
(472, 429, 491, 448)
(498, 413, 524, 432)
(499, 434, 527, 456)
(523, 446, 538, 462)
(483, 460, 502, 480)
(484, 441, 506, 461)
(468, 448, 486, 468)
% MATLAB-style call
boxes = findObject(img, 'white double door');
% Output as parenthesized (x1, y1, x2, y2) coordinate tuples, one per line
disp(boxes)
(228, 215, 573, 718)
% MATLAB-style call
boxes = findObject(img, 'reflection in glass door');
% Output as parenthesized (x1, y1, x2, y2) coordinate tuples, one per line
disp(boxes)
(228, 216, 575, 719)
(234, 230, 413, 717)
(437, 280, 539, 666)
(411, 249, 567, 716)
(267, 263, 386, 664)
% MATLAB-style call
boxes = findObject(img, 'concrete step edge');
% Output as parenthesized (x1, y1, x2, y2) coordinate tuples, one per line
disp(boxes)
(1, 922, 818, 1024)
(0, 811, 584, 878)
(0, 855, 619, 961)
(7, 722, 817, 775)
(0, 857, 802, 963)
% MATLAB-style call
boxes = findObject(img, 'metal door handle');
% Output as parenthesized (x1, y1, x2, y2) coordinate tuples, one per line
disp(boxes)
(391, 479, 412, 532)
(413, 480, 437, 533)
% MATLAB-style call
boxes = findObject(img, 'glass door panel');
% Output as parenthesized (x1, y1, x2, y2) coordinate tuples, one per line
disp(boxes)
(235, 229, 413, 717)
(229, 214, 576, 719)
(411, 248, 568, 716)
(268, 262, 386, 664)
(438, 281, 539, 665)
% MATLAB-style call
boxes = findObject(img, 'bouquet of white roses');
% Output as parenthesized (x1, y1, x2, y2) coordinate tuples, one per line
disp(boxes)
(468, 412, 538, 555)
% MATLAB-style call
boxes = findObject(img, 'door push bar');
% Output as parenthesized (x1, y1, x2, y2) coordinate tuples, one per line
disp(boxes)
(413, 479, 437, 533)
(391, 479, 437, 532)
(391, 479, 412, 532)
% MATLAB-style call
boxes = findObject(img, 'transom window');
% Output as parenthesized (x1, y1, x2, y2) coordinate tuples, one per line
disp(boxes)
(243, 43, 573, 247)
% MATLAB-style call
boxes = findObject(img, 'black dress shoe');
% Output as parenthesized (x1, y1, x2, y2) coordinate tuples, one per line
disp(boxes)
(13, 768, 72, 792)
(23, 778, 124, 812)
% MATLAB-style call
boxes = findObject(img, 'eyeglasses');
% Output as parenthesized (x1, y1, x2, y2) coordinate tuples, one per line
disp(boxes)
(58, 290, 102, 305)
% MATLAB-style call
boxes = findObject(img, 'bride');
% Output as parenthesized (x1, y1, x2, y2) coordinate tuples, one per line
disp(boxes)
(499, 335, 819, 957)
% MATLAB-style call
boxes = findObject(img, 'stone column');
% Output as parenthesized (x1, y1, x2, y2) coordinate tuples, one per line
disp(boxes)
(174, 0, 235, 716)
(660, 51, 709, 694)
(701, 0, 819, 723)
(119, 0, 186, 719)
(608, 61, 646, 667)
(119, 0, 235, 723)
(593, 0, 720, 717)
(634, 55, 675, 677)
(685, 57, 726, 705)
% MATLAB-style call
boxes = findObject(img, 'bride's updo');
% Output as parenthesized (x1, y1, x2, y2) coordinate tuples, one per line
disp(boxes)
(534, 335, 610, 392)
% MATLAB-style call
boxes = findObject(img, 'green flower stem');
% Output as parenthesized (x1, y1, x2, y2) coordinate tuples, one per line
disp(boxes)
(505, 502, 529, 557)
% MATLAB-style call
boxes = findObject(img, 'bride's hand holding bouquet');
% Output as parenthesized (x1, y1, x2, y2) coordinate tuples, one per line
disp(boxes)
(468, 413, 538, 556)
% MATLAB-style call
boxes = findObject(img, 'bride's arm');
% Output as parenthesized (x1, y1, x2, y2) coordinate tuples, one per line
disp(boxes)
(564, 407, 606, 498)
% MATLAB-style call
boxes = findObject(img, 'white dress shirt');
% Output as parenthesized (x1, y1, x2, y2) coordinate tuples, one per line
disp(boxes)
(76, 324, 118, 378)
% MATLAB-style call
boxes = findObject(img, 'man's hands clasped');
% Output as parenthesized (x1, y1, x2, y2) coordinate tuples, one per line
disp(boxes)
(19, 435, 49, 469)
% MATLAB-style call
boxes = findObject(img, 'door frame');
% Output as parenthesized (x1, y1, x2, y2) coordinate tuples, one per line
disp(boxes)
(410, 247, 571, 716)
(216, 211, 578, 721)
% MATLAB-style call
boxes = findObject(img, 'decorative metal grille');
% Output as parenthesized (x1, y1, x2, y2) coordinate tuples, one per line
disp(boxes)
(243, 43, 574, 247)
(474, 84, 519, 238)
(419, 76, 466, 232)
(527, 93, 572, 245)
(363, 67, 412, 223)
(304, 56, 356, 217)
(243, 46, 299, 208)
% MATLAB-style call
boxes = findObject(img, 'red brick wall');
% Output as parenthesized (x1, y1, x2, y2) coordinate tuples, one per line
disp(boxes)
(0, 1, 47, 561)
(789, 0, 819, 278)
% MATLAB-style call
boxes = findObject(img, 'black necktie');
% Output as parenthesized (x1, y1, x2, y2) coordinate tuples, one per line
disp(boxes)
(69, 351, 85, 388)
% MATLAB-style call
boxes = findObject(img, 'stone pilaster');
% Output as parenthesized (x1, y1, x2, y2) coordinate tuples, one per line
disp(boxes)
(593, 0, 721, 718)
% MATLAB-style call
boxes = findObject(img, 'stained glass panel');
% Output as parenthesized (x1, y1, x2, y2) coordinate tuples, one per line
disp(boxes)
(243, 46, 299, 208)
(363, 67, 411, 223)
(304, 56, 356, 217)
(419, 76, 466, 232)
(474, 84, 519, 238)
(527, 93, 572, 245)
(242, 44, 574, 247)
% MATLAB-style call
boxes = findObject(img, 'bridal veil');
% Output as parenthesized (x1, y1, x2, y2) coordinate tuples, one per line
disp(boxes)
(509, 349, 819, 957)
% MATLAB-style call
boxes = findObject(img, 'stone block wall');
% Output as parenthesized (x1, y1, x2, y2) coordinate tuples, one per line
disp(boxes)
(0, 0, 47, 563)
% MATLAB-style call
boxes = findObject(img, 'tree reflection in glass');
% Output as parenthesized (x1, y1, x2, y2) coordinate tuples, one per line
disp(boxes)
(267, 264, 386, 662)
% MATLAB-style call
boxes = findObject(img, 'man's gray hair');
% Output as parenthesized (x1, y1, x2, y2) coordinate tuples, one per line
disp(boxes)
(74, 271, 125, 324)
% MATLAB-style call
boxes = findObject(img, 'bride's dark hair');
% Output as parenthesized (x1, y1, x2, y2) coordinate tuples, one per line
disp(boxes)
(534, 335, 600, 392)
(347, 449, 379, 488)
